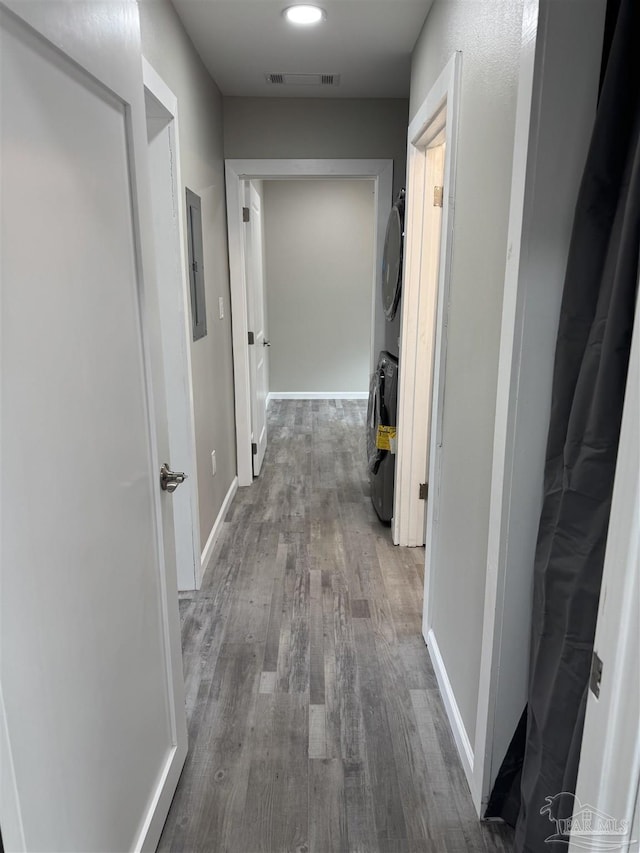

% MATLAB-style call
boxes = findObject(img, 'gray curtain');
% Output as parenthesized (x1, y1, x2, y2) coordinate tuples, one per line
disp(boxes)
(489, 0, 640, 848)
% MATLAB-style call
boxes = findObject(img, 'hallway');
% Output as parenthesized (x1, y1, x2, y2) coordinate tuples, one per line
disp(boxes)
(158, 400, 514, 852)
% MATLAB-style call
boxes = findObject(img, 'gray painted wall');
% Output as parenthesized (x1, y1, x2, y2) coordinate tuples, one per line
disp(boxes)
(263, 180, 375, 393)
(139, 0, 236, 552)
(409, 0, 525, 745)
(223, 96, 409, 358)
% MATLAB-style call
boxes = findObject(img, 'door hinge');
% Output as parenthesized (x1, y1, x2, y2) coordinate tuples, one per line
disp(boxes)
(192, 260, 198, 273)
(248, 331, 255, 345)
(419, 483, 428, 500)
(251, 442, 257, 455)
(434, 186, 444, 208)
(589, 651, 603, 698)
(242, 206, 250, 222)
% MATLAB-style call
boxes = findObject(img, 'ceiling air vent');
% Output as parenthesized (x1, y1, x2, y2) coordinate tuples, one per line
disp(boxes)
(265, 72, 340, 87)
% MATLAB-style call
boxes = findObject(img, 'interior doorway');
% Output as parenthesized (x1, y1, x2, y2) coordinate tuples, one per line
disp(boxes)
(394, 55, 460, 555)
(143, 60, 201, 590)
(394, 139, 446, 549)
(243, 181, 269, 477)
(260, 178, 376, 398)
(225, 159, 393, 488)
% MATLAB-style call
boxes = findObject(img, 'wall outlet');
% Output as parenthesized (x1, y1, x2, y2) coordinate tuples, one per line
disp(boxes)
(211, 450, 216, 476)
(218, 296, 224, 320)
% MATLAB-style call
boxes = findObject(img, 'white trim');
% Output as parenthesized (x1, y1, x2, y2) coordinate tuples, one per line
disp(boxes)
(0, 684, 26, 852)
(199, 476, 238, 584)
(473, 4, 539, 813)
(136, 745, 177, 852)
(394, 52, 461, 550)
(268, 391, 369, 400)
(225, 158, 393, 487)
(142, 58, 177, 116)
(426, 629, 475, 790)
(142, 58, 201, 591)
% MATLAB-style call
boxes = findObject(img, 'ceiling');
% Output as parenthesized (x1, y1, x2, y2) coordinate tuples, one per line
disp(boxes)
(170, 0, 434, 99)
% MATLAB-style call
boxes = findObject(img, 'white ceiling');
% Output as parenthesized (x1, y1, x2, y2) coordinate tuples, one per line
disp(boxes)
(170, 0, 434, 99)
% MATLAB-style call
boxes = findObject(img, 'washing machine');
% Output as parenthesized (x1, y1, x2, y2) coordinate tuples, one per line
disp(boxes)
(367, 188, 405, 523)
(367, 351, 399, 523)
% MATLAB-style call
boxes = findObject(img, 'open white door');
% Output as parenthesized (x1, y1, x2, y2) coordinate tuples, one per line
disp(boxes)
(144, 63, 201, 591)
(0, 3, 187, 851)
(244, 182, 269, 477)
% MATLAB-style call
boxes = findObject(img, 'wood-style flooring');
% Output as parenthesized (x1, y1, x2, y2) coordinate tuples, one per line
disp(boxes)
(158, 399, 514, 853)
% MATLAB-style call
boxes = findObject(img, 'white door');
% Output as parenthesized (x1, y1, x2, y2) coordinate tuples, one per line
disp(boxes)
(144, 70, 201, 591)
(245, 181, 269, 477)
(0, 3, 187, 851)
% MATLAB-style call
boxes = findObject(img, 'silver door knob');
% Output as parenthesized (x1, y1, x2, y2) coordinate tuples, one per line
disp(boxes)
(160, 463, 188, 493)
(263, 340, 271, 347)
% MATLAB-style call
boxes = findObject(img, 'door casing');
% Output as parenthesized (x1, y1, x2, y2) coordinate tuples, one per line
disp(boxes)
(393, 52, 459, 550)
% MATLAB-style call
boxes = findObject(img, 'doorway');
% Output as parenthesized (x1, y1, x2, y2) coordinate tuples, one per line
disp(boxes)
(143, 60, 201, 590)
(394, 139, 446, 549)
(261, 178, 375, 398)
(394, 52, 468, 776)
(394, 55, 460, 554)
(225, 159, 393, 487)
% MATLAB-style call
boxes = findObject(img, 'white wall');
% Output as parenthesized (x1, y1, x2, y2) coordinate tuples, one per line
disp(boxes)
(263, 179, 375, 393)
(223, 96, 408, 360)
(409, 0, 525, 746)
(139, 0, 236, 554)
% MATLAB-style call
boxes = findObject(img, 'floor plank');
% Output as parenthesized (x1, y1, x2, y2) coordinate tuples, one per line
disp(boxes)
(158, 400, 514, 852)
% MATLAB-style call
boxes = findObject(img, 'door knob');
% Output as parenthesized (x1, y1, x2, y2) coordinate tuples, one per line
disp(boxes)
(160, 463, 188, 493)
(263, 340, 271, 347)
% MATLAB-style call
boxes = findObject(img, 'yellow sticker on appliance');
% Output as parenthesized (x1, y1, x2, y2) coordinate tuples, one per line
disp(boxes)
(376, 425, 397, 451)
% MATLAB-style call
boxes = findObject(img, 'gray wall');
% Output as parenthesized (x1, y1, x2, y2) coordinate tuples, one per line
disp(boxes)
(409, 0, 525, 745)
(139, 0, 236, 552)
(223, 96, 410, 358)
(263, 180, 375, 393)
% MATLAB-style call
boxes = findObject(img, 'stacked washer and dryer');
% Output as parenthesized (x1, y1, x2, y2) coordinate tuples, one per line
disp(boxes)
(367, 189, 405, 523)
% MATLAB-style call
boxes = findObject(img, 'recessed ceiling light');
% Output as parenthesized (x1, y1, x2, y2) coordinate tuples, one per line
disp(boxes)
(283, 5, 326, 25)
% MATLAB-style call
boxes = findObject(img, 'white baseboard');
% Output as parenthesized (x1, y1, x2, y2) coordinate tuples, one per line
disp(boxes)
(426, 628, 475, 792)
(199, 476, 238, 587)
(268, 391, 369, 400)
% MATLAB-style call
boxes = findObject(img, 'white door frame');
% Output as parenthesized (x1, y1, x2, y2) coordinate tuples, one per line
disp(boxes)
(142, 59, 202, 589)
(225, 158, 393, 487)
(393, 53, 461, 549)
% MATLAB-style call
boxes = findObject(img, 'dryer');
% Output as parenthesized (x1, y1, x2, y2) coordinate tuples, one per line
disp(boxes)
(367, 351, 399, 523)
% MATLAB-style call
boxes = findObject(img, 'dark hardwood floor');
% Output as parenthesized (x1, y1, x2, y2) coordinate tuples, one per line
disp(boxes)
(158, 399, 514, 853)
